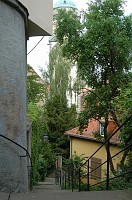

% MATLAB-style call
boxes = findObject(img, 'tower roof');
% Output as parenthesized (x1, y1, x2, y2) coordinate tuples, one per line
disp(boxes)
(54, 0, 77, 9)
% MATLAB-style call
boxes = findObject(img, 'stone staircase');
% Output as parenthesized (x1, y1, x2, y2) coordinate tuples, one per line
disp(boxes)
(0, 178, 132, 200)
(33, 178, 62, 192)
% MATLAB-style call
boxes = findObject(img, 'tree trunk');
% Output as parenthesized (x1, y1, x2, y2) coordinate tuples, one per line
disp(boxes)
(120, 150, 128, 168)
(104, 114, 116, 175)
(105, 143, 116, 174)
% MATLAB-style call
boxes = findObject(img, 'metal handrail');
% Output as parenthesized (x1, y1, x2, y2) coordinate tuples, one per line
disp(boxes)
(90, 169, 132, 188)
(0, 133, 32, 189)
(80, 114, 132, 169)
(90, 142, 132, 175)
(54, 115, 132, 192)
(55, 167, 76, 192)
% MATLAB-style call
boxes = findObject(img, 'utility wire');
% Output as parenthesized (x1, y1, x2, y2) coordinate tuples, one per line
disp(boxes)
(27, 36, 44, 55)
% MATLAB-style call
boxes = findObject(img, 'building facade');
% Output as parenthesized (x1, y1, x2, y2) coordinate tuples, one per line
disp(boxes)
(65, 119, 121, 183)
(0, 0, 52, 193)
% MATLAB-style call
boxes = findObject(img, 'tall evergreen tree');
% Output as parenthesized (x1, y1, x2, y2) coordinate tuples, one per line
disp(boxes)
(42, 44, 77, 157)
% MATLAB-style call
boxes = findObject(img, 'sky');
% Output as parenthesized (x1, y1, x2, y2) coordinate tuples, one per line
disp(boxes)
(27, 0, 132, 76)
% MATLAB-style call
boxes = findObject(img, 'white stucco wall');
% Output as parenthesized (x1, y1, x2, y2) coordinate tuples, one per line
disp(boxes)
(19, 0, 53, 36)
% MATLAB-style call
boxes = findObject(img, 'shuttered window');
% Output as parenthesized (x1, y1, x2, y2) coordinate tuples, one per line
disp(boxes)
(91, 157, 102, 180)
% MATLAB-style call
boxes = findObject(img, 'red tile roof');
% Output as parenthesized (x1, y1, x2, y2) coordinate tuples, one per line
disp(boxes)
(65, 119, 120, 145)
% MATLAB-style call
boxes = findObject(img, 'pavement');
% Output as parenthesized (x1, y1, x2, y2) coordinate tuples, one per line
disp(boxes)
(0, 178, 132, 200)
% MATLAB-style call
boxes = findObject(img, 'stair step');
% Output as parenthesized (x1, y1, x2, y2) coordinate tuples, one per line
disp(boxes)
(33, 178, 61, 191)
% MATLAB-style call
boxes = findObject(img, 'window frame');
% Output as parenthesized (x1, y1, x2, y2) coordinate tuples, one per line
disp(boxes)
(91, 157, 102, 180)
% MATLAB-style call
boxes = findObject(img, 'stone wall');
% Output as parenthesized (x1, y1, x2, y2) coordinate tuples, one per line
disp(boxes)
(0, 0, 29, 192)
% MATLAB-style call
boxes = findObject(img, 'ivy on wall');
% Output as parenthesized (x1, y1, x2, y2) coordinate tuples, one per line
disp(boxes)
(28, 102, 43, 185)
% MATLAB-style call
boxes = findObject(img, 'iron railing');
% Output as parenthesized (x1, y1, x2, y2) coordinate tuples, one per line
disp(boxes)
(78, 114, 132, 191)
(55, 168, 76, 192)
(0, 134, 32, 190)
(56, 114, 132, 192)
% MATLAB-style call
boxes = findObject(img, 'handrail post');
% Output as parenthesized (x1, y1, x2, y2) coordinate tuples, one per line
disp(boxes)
(87, 160, 90, 191)
(71, 164, 74, 192)
(79, 168, 81, 192)
(106, 140, 110, 190)
(60, 170, 61, 186)
(65, 172, 66, 189)
(68, 171, 70, 189)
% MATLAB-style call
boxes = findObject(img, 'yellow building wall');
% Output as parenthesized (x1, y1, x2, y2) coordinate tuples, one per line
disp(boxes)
(70, 137, 122, 180)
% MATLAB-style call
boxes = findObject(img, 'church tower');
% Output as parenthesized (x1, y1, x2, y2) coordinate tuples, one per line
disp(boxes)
(54, 0, 77, 9)
(49, 0, 77, 46)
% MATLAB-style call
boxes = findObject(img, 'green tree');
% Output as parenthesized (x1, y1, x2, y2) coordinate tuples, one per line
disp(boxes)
(43, 93, 77, 157)
(114, 74, 132, 168)
(38, 143, 56, 181)
(55, 0, 132, 172)
(41, 43, 77, 157)
(63, 153, 87, 189)
(27, 64, 50, 183)
(27, 62, 77, 180)
(42, 42, 81, 106)
(114, 74, 132, 120)
(48, 43, 71, 100)
(27, 64, 46, 103)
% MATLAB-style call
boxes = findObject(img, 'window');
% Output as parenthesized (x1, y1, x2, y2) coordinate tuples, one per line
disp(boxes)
(100, 123, 104, 136)
(91, 157, 102, 180)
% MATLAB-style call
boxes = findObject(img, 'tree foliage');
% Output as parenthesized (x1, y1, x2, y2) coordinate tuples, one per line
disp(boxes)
(55, 0, 132, 133)
(114, 74, 132, 146)
(28, 102, 43, 185)
(41, 43, 77, 157)
(27, 55, 77, 181)
(27, 64, 46, 103)
(43, 93, 77, 157)
(114, 73, 132, 120)
(27, 65, 53, 183)
(114, 75, 132, 168)
(55, 0, 132, 172)
(38, 143, 56, 181)
(47, 44, 71, 100)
